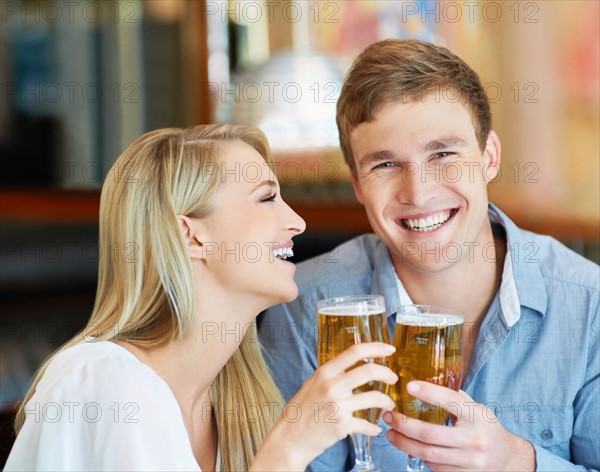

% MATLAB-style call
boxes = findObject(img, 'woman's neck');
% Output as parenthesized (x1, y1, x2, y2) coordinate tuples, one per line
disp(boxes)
(116, 312, 236, 470)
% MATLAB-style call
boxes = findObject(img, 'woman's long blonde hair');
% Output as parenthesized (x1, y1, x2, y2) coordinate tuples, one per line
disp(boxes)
(15, 124, 285, 470)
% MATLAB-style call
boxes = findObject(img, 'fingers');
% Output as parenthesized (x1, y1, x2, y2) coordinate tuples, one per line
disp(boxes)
(403, 382, 485, 428)
(345, 390, 395, 414)
(383, 411, 460, 448)
(303, 343, 400, 445)
(385, 428, 467, 470)
(348, 417, 384, 437)
(382, 410, 405, 430)
(322, 342, 395, 373)
(404, 381, 470, 408)
(423, 462, 463, 472)
(340, 361, 398, 391)
(383, 418, 470, 469)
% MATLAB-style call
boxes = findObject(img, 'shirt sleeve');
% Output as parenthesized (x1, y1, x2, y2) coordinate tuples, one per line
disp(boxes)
(534, 441, 598, 472)
(535, 293, 600, 472)
(5, 346, 200, 471)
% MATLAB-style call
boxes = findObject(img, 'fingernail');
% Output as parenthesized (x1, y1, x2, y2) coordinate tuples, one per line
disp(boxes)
(407, 381, 420, 393)
(385, 344, 396, 354)
(383, 412, 392, 424)
(386, 429, 396, 442)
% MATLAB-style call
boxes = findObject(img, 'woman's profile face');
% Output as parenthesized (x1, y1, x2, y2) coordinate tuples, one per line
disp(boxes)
(196, 140, 306, 308)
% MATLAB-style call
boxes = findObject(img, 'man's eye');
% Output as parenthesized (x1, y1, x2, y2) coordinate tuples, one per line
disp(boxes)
(434, 151, 454, 159)
(261, 193, 277, 202)
(373, 161, 395, 170)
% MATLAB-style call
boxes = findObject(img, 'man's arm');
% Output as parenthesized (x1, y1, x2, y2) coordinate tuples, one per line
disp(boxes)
(536, 296, 599, 471)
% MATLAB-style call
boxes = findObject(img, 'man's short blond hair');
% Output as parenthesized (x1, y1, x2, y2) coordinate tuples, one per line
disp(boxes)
(337, 39, 492, 177)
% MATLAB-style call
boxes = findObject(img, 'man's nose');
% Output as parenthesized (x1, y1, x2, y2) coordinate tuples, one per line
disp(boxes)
(396, 163, 438, 207)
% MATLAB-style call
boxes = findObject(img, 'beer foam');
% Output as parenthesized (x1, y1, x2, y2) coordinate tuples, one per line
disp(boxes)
(396, 314, 463, 326)
(318, 306, 385, 316)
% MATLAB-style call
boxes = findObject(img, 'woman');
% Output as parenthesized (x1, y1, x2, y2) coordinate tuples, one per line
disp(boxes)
(6, 124, 397, 471)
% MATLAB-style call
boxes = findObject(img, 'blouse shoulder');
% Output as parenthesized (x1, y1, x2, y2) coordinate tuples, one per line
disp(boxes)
(40, 340, 169, 397)
(5, 341, 200, 471)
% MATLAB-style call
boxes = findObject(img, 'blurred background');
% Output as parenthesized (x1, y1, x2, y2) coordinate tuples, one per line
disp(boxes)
(1, 0, 598, 462)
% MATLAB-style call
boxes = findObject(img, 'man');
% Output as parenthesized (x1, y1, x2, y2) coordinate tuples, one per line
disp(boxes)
(259, 39, 599, 471)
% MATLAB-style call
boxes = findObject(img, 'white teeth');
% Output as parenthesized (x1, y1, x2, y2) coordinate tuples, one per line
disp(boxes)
(273, 247, 294, 260)
(402, 210, 453, 232)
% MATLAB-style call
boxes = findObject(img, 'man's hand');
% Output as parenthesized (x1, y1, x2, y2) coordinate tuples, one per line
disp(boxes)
(384, 381, 536, 471)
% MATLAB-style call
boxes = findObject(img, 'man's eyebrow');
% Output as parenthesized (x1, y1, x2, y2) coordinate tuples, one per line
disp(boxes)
(423, 137, 469, 152)
(358, 150, 396, 168)
(357, 137, 469, 168)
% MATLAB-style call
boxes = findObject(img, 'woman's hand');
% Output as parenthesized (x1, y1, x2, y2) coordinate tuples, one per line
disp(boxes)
(252, 342, 398, 471)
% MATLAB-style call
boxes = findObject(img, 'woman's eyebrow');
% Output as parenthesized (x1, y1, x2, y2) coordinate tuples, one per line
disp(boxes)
(251, 180, 277, 192)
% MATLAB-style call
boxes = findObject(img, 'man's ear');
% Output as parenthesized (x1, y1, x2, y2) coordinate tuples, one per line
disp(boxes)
(177, 215, 206, 262)
(482, 130, 502, 183)
(350, 171, 365, 205)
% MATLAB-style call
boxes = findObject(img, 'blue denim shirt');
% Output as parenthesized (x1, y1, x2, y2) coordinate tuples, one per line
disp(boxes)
(259, 204, 599, 471)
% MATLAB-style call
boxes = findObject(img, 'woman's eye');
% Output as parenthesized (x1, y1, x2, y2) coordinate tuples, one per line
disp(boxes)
(261, 193, 277, 202)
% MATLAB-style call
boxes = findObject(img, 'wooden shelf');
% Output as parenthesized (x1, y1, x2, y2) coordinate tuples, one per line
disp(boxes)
(1, 189, 100, 223)
(289, 200, 372, 234)
(1, 189, 598, 242)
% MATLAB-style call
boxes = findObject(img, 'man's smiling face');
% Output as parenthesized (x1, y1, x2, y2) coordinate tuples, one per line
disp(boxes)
(349, 94, 501, 274)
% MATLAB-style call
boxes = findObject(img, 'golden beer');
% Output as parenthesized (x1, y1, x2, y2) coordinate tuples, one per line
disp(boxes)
(390, 312, 463, 425)
(318, 304, 390, 424)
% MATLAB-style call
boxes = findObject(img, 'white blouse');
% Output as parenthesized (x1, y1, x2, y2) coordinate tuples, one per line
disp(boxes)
(5, 341, 205, 471)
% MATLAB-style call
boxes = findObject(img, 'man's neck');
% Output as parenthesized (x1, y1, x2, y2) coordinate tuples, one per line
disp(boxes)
(395, 233, 507, 326)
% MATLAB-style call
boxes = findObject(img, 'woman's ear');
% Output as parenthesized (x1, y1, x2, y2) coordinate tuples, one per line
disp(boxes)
(177, 215, 207, 262)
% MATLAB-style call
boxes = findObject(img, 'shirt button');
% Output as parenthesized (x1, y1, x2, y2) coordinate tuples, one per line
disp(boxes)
(541, 429, 553, 440)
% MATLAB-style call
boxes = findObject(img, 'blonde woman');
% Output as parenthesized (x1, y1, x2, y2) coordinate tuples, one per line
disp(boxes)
(6, 124, 397, 471)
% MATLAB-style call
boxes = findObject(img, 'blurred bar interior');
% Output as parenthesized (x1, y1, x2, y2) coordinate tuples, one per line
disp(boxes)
(0, 0, 598, 464)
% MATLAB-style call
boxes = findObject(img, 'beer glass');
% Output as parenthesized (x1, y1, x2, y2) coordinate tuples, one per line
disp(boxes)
(318, 295, 390, 472)
(391, 305, 463, 472)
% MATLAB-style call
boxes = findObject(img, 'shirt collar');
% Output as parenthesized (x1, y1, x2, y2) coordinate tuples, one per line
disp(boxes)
(371, 239, 401, 318)
(488, 203, 547, 320)
(395, 273, 414, 307)
(489, 207, 521, 326)
(457, 205, 548, 324)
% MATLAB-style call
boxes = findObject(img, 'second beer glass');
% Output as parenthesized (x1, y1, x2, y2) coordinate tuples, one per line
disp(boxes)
(318, 295, 390, 472)
(390, 304, 464, 472)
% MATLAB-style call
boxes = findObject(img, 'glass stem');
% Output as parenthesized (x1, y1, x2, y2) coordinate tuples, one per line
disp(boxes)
(407, 455, 424, 472)
(351, 433, 375, 469)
